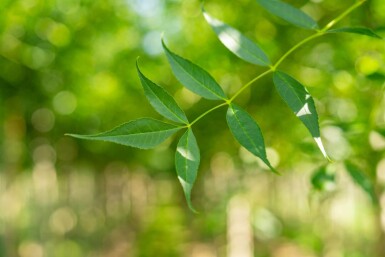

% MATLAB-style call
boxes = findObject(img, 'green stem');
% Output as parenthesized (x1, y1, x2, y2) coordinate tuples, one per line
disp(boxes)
(321, 0, 367, 32)
(272, 32, 323, 70)
(189, 102, 228, 126)
(230, 70, 273, 102)
(187, 0, 367, 127)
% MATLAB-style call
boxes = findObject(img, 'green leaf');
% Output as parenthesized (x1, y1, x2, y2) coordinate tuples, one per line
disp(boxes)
(273, 71, 329, 159)
(175, 128, 200, 212)
(311, 166, 336, 191)
(202, 10, 270, 66)
(162, 39, 227, 100)
(256, 0, 318, 30)
(67, 118, 182, 149)
(136, 60, 188, 124)
(327, 27, 382, 39)
(345, 162, 377, 203)
(226, 103, 276, 173)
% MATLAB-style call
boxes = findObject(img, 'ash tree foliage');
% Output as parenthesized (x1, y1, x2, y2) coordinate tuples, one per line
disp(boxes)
(68, 0, 382, 211)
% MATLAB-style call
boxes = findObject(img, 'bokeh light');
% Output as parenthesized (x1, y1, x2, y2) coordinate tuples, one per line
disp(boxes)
(1, 0, 385, 256)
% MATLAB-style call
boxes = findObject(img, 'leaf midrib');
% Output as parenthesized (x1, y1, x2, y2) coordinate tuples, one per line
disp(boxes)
(168, 51, 225, 100)
(183, 130, 190, 183)
(220, 25, 269, 65)
(230, 105, 264, 159)
(144, 77, 187, 124)
(276, 72, 319, 136)
(90, 127, 181, 138)
(258, 0, 318, 29)
(208, 15, 268, 65)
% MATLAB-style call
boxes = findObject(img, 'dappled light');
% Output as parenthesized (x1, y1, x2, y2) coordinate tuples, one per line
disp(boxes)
(217, 30, 242, 57)
(296, 102, 312, 117)
(177, 146, 195, 161)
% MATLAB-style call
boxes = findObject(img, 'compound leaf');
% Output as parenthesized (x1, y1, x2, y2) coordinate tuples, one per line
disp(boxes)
(67, 118, 182, 149)
(175, 128, 200, 212)
(256, 0, 318, 30)
(226, 103, 276, 173)
(162, 39, 227, 100)
(203, 9, 270, 66)
(273, 71, 329, 159)
(327, 27, 382, 39)
(345, 162, 377, 203)
(136, 60, 188, 124)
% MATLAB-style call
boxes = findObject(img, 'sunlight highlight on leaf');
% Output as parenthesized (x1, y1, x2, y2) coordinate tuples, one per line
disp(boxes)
(203, 10, 270, 66)
(296, 102, 312, 117)
(314, 137, 329, 160)
(218, 30, 242, 54)
(273, 71, 329, 159)
(176, 146, 195, 161)
(175, 129, 200, 212)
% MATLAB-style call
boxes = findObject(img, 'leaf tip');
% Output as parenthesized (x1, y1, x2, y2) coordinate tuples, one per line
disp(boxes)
(326, 155, 334, 163)
(65, 133, 78, 138)
(135, 57, 140, 70)
(266, 162, 280, 175)
(200, 2, 206, 12)
(187, 202, 199, 214)
(161, 37, 171, 55)
(161, 35, 167, 47)
(271, 167, 280, 175)
(314, 137, 330, 160)
(136, 58, 144, 79)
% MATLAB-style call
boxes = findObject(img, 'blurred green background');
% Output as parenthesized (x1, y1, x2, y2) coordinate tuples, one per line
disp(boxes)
(1, 0, 385, 256)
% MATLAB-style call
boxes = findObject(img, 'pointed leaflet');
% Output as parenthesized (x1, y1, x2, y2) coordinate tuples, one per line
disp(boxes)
(136, 61, 188, 124)
(226, 103, 276, 173)
(162, 39, 227, 100)
(256, 0, 318, 30)
(345, 162, 377, 203)
(67, 118, 182, 149)
(273, 71, 329, 159)
(203, 10, 270, 66)
(175, 128, 200, 212)
(327, 27, 382, 39)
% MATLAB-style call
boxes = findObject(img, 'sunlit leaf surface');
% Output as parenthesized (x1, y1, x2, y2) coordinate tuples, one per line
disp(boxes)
(226, 103, 276, 173)
(203, 10, 270, 66)
(273, 71, 328, 159)
(327, 27, 382, 39)
(256, 0, 318, 30)
(175, 129, 200, 212)
(137, 60, 188, 124)
(162, 39, 227, 100)
(67, 118, 182, 149)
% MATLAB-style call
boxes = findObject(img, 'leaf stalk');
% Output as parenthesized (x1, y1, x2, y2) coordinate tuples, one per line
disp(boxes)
(321, 0, 367, 32)
(189, 102, 228, 126)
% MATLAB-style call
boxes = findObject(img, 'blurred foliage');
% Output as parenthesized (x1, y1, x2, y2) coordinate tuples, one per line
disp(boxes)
(1, 0, 385, 256)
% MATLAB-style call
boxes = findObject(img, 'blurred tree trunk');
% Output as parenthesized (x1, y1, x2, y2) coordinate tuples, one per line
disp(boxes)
(375, 196, 385, 256)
